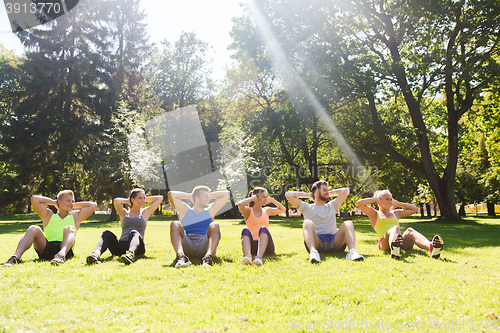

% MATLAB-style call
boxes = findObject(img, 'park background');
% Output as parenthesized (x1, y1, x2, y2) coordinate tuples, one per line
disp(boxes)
(1, 0, 500, 331)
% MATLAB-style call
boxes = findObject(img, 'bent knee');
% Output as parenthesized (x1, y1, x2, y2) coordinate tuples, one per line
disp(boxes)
(404, 227, 415, 235)
(63, 225, 75, 233)
(208, 222, 220, 232)
(343, 220, 354, 227)
(303, 219, 314, 229)
(170, 220, 182, 230)
(27, 225, 43, 233)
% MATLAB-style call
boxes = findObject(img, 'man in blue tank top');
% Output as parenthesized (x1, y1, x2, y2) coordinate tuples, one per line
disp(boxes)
(168, 186, 230, 267)
(2, 190, 97, 266)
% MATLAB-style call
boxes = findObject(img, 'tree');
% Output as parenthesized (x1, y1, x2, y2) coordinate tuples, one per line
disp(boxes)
(152, 32, 213, 111)
(229, 0, 500, 217)
(0, 0, 153, 212)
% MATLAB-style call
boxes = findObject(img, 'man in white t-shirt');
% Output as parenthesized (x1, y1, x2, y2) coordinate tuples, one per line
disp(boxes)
(285, 180, 364, 263)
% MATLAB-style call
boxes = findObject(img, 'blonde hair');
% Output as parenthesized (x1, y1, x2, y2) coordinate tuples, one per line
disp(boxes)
(57, 190, 74, 201)
(374, 189, 392, 198)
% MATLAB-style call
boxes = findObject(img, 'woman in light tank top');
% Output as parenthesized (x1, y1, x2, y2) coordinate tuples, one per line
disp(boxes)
(86, 189, 163, 265)
(357, 190, 444, 259)
(238, 187, 285, 265)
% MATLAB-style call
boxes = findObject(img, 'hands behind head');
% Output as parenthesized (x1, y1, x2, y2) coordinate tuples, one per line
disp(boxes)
(391, 199, 400, 209)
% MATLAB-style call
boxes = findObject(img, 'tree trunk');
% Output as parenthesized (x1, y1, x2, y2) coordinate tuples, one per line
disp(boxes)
(426, 203, 432, 218)
(487, 202, 496, 216)
(109, 204, 118, 221)
(458, 204, 466, 216)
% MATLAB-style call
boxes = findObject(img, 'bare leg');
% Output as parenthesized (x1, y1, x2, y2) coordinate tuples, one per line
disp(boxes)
(256, 233, 269, 258)
(14, 225, 47, 259)
(170, 221, 185, 255)
(57, 225, 76, 256)
(303, 219, 320, 251)
(402, 228, 431, 251)
(205, 222, 220, 256)
(334, 220, 356, 251)
(241, 235, 252, 257)
(380, 225, 402, 251)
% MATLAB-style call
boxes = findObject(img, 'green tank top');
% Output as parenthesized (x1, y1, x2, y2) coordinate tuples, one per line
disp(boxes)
(372, 213, 399, 239)
(44, 213, 77, 242)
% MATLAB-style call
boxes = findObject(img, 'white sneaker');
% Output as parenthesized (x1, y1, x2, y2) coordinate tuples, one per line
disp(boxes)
(345, 249, 364, 261)
(389, 234, 403, 259)
(430, 235, 444, 259)
(252, 256, 263, 266)
(309, 249, 321, 263)
(242, 256, 252, 265)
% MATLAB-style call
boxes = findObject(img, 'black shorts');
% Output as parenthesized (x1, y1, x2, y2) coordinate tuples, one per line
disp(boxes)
(36, 239, 74, 261)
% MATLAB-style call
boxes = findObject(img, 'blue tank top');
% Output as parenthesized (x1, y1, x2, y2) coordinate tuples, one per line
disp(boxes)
(120, 214, 147, 241)
(180, 208, 212, 235)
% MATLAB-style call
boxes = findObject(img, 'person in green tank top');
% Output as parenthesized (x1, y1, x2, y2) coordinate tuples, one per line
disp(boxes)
(357, 190, 444, 259)
(2, 190, 97, 267)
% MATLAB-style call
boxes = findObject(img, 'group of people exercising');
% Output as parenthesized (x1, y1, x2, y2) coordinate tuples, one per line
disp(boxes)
(2, 180, 444, 267)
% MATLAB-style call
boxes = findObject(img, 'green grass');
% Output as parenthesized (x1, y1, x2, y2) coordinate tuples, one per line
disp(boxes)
(1, 214, 499, 332)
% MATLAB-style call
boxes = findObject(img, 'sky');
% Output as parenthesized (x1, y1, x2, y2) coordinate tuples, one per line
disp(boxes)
(0, 0, 246, 81)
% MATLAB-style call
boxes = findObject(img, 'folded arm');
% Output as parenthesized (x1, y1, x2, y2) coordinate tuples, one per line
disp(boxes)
(285, 191, 311, 209)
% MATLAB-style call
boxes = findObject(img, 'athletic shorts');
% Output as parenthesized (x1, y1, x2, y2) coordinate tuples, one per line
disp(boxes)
(182, 232, 220, 259)
(36, 239, 74, 261)
(304, 233, 347, 253)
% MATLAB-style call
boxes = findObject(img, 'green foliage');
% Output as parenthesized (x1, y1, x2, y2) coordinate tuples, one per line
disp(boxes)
(227, 0, 500, 217)
(152, 32, 213, 111)
(0, 0, 152, 212)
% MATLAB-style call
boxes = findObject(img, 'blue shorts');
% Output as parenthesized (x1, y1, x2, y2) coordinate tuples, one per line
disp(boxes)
(304, 233, 347, 253)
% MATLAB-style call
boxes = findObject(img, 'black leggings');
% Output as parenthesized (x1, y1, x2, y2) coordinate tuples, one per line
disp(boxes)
(95, 230, 145, 257)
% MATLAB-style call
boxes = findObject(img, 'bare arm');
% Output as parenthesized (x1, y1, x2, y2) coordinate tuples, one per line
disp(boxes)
(237, 195, 256, 220)
(392, 200, 418, 219)
(208, 190, 230, 219)
(31, 195, 56, 226)
(113, 198, 130, 221)
(329, 188, 350, 205)
(141, 195, 164, 222)
(72, 202, 97, 228)
(285, 191, 311, 209)
(264, 197, 286, 216)
(356, 197, 379, 225)
(167, 191, 191, 219)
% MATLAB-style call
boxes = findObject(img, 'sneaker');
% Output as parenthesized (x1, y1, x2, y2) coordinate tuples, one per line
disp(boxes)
(430, 235, 444, 259)
(345, 249, 364, 261)
(309, 249, 321, 263)
(174, 253, 191, 268)
(119, 250, 134, 265)
(241, 256, 252, 265)
(390, 234, 403, 259)
(2, 255, 20, 267)
(252, 256, 263, 266)
(86, 252, 101, 265)
(201, 254, 213, 267)
(51, 253, 66, 266)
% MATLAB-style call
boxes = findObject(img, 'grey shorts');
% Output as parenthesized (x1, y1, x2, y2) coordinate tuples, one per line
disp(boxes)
(182, 233, 215, 259)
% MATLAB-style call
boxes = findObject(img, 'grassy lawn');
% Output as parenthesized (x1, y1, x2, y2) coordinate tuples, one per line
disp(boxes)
(0, 214, 499, 332)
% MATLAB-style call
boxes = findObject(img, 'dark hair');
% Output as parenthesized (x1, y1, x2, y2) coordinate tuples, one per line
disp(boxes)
(247, 187, 267, 207)
(129, 188, 145, 208)
(311, 180, 328, 198)
(192, 185, 211, 202)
